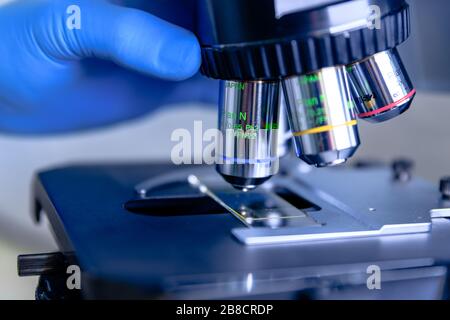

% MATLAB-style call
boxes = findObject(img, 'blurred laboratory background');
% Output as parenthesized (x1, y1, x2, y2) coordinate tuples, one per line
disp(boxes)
(0, 0, 450, 299)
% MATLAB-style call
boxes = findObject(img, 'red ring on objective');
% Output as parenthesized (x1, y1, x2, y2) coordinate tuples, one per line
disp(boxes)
(358, 89, 416, 118)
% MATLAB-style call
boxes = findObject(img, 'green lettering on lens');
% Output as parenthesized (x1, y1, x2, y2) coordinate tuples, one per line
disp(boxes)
(315, 116, 326, 126)
(265, 123, 279, 129)
(226, 112, 247, 121)
(226, 82, 246, 90)
(300, 73, 320, 85)
(347, 100, 355, 110)
(315, 107, 325, 116)
(234, 129, 256, 140)
(305, 97, 319, 107)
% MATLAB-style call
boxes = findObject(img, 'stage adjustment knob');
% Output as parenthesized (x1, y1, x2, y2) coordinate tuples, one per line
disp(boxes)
(392, 159, 414, 182)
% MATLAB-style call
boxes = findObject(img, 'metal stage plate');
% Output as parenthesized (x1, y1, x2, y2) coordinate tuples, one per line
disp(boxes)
(33, 163, 450, 299)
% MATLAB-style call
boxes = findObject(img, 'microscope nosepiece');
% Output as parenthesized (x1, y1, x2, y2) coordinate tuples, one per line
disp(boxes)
(195, 0, 414, 184)
(346, 48, 416, 123)
(282, 66, 360, 167)
(216, 80, 280, 190)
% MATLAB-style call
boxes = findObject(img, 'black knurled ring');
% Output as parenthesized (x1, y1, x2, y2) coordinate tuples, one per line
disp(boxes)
(200, 5, 410, 81)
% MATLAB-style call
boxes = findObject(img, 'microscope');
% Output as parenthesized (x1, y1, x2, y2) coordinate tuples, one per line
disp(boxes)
(196, 0, 415, 190)
(19, 0, 450, 299)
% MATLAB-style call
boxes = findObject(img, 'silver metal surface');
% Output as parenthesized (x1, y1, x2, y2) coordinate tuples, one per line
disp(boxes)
(346, 48, 416, 122)
(282, 66, 360, 167)
(233, 165, 437, 245)
(430, 208, 450, 219)
(165, 264, 445, 300)
(134, 170, 191, 198)
(217, 80, 280, 190)
(131, 162, 439, 247)
(189, 174, 319, 229)
(234, 223, 431, 245)
(277, 93, 291, 158)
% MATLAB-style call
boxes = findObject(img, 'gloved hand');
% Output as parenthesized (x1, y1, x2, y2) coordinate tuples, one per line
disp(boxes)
(0, 0, 216, 134)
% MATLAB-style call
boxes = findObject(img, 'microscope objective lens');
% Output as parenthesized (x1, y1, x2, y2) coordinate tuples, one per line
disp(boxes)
(346, 48, 416, 123)
(282, 66, 360, 167)
(216, 80, 280, 190)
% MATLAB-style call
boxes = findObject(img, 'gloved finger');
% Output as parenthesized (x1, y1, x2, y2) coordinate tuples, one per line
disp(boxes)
(52, 1, 200, 80)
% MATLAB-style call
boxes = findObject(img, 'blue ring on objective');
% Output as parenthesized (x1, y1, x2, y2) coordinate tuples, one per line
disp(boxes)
(220, 155, 278, 164)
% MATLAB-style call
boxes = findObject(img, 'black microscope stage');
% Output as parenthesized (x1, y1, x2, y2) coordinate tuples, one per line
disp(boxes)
(26, 162, 450, 299)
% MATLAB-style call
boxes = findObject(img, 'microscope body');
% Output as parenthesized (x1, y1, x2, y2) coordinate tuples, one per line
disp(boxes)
(23, 1, 450, 301)
(194, 0, 415, 190)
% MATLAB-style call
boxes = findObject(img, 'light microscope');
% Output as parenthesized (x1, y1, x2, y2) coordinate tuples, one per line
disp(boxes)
(18, 0, 450, 299)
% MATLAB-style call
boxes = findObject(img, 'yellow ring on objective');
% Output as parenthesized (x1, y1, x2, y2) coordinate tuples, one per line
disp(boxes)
(292, 120, 357, 137)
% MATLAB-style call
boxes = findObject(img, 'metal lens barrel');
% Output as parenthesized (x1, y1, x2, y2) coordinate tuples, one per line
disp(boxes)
(282, 66, 360, 167)
(216, 80, 280, 190)
(196, 0, 414, 188)
(346, 48, 416, 123)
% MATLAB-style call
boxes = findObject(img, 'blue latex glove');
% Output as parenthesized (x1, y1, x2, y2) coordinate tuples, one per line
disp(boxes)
(0, 0, 217, 134)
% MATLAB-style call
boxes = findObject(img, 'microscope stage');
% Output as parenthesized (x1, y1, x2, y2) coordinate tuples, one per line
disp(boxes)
(32, 163, 450, 299)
